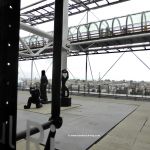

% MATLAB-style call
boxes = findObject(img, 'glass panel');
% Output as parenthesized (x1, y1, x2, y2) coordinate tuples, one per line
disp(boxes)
(126, 15, 134, 33)
(118, 17, 126, 34)
(23, 36, 31, 47)
(69, 26, 78, 41)
(24, 36, 30, 43)
(37, 36, 44, 47)
(78, 25, 88, 40)
(88, 23, 99, 39)
(131, 13, 141, 32)
(112, 18, 121, 35)
(145, 12, 150, 31)
(68, 28, 73, 41)
(29, 35, 38, 48)
(99, 20, 110, 37)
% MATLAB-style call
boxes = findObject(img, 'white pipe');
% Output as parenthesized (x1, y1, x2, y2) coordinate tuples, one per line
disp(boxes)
(20, 22, 53, 40)
(19, 52, 33, 57)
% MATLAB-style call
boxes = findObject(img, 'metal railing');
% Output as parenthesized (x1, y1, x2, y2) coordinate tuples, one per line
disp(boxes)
(20, 10, 150, 50)
(67, 84, 150, 101)
(18, 83, 150, 101)
(68, 11, 150, 42)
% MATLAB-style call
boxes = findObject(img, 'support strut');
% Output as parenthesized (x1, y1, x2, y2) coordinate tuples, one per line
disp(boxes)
(44, 0, 68, 149)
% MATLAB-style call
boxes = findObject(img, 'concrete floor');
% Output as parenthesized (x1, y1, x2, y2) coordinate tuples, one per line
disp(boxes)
(17, 91, 150, 150)
(89, 99, 150, 150)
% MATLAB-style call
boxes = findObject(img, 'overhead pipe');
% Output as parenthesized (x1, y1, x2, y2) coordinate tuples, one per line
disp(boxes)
(20, 22, 53, 40)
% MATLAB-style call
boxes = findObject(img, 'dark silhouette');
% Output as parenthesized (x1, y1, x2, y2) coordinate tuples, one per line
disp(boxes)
(40, 70, 48, 103)
(61, 69, 69, 98)
(24, 84, 42, 109)
(61, 69, 71, 107)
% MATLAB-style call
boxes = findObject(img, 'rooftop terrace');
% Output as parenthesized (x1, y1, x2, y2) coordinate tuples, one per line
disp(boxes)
(17, 91, 150, 150)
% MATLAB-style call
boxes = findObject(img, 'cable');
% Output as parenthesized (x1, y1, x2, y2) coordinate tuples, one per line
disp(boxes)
(67, 68, 76, 79)
(46, 60, 53, 73)
(132, 51, 150, 71)
(18, 64, 26, 79)
(87, 55, 94, 81)
(100, 52, 125, 80)
(33, 60, 41, 79)
(77, 11, 87, 26)
(71, 12, 87, 34)
(89, 10, 100, 21)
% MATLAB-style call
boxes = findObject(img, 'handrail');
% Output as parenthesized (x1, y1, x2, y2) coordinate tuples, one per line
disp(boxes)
(16, 121, 52, 141)
(20, 10, 150, 49)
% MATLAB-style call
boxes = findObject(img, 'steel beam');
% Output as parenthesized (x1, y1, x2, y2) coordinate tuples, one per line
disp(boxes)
(20, 22, 53, 40)
(21, 0, 47, 10)
(20, 0, 130, 25)
(71, 32, 150, 46)
(61, 0, 69, 70)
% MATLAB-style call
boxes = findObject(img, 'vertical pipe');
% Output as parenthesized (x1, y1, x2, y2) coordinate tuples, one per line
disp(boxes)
(84, 84, 86, 96)
(85, 54, 88, 82)
(71, 84, 72, 95)
(61, 0, 68, 71)
(78, 85, 80, 94)
(85, 11, 89, 82)
(31, 60, 34, 85)
(98, 85, 101, 98)
(51, 0, 64, 118)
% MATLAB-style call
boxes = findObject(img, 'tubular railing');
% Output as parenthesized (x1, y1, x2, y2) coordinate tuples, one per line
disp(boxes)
(18, 83, 150, 101)
(69, 11, 150, 42)
(20, 11, 150, 50)
(67, 83, 150, 101)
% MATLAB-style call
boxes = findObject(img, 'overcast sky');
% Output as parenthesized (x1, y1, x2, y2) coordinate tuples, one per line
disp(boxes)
(19, 0, 150, 82)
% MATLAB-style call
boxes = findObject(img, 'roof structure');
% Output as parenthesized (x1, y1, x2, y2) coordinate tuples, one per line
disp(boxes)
(19, 9, 150, 60)
(20, 0, 130, 25)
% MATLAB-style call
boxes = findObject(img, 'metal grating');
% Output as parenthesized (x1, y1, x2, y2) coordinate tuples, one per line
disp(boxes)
(21, 0, 130, 25)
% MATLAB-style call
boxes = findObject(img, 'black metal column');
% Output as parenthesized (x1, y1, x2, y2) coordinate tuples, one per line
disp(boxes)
(44, 0, 64, 149)
(51, 0, 64, 121)
(0, 1, 20, 149)
(85, 54, 88, 82)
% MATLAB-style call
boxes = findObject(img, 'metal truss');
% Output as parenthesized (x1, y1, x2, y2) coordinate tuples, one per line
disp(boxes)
(19, 42, 150, 60)
(68, 10, 150, 43)
(19, 10, 150, 60)
(20, 0, 129, 25)
(69, 42, 150, 56)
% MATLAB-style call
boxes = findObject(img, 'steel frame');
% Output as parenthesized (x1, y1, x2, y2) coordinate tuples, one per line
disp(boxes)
(0, 0, 134, 149)
(18, 32, 150, 60)
(18, 42, 150, 61)
(20, 0, 130, 25)
(19, 9, 150, 60)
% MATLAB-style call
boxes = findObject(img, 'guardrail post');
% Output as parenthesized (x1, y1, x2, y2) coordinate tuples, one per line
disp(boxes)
(88, 83, 90, 94)
(98, 85, 101, 97)
(70, 84, 73, 95)
(78, 85, 80, 94)
(84, 84, 86, 96)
